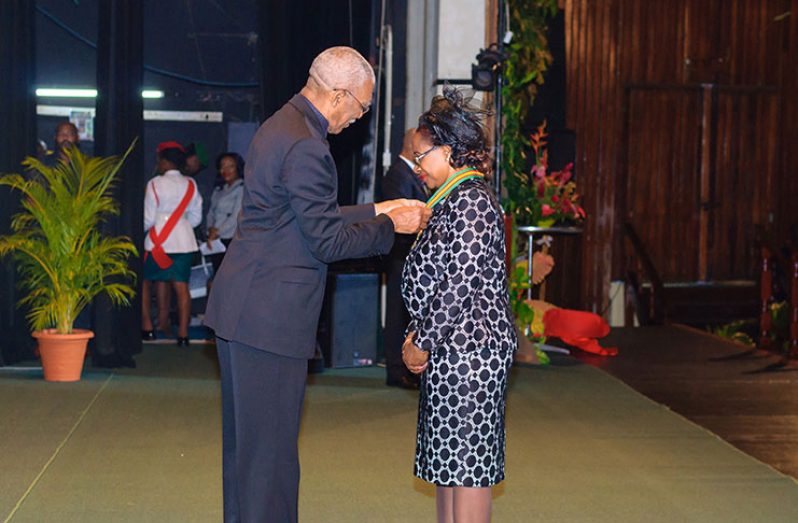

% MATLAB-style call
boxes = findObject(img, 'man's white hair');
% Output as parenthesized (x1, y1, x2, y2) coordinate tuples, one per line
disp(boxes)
(308, 46, 375, 91)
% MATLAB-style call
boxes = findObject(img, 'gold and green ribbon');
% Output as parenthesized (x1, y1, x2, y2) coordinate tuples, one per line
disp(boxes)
(425, 167, 484, 209)
(414, 167, 484, 244)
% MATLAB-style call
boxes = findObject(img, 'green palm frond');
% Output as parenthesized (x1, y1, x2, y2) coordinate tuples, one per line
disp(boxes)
(0, 141, 139, 333)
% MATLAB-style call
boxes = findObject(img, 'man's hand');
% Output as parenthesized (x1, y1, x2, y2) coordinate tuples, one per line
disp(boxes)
(402, 332, 429, 374)
(375, 198, 426, 215)
(386, 206, 431, 234)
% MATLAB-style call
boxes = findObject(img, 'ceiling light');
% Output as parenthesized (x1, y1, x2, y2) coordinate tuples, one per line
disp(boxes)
(35, 88, 164, 99)
(36, 88, 98, 98)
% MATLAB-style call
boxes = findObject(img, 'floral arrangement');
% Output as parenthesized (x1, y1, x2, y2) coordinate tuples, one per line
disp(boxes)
(523, 121, 586, 227)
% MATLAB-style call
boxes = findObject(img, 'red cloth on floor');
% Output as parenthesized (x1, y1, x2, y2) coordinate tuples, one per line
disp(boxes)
(543, 308, 618, 356)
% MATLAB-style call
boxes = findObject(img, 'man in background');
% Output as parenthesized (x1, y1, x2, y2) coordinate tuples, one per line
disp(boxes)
(185, 142, 215, 229)
(41, 121, 80, 166)
(382, 128, 429, 389)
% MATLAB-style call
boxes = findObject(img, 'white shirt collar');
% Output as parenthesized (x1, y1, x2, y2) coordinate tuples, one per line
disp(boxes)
(399, 155, 415, 170)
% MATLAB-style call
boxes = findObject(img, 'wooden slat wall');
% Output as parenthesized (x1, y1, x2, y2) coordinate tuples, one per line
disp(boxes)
(564, 0, 797, 313)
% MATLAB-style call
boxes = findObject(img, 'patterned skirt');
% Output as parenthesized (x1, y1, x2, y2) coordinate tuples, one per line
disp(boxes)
(414, 347, 514, 487)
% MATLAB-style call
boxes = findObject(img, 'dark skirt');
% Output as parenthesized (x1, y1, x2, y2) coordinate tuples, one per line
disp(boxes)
(414, 347, 514, 487)
(143, 251, 195, 282)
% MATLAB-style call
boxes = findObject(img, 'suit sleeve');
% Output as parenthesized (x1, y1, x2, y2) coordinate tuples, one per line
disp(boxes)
(282, 138, 395, 263)
(413, 188, 491, 352)
(340, 204, 376, 226)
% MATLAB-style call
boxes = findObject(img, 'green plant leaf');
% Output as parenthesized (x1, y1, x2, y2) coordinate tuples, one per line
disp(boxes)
(0, 142, 139, 333)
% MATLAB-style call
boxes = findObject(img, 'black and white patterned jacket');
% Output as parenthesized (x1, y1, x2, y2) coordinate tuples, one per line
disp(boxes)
(401, 178, 517, 354)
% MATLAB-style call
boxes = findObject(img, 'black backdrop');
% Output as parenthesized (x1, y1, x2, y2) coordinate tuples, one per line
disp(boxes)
(256, 0, 379, 206)
(0, 0, 37, 364)
(91, 0, 145, 367)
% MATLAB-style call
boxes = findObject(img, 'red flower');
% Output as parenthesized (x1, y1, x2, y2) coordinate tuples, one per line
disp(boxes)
(541, 204, 555, 217)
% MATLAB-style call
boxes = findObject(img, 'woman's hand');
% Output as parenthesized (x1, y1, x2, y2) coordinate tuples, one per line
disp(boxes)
(402, 331, 429, 374)
(207, 227, 219, 248)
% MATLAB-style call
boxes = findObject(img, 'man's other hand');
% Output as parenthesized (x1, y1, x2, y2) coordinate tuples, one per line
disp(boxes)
(386, 205, 431, 234)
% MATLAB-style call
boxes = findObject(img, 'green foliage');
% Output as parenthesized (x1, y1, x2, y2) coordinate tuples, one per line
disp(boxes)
(709, 302, 791, 351)
(710, 320, 756, 347)
(500, 0, 558, 356)
(0, 144, 138, 334)
(501, 0, 558, 222)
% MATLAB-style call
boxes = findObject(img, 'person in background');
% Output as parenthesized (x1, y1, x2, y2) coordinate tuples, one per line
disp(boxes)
(185, 142, 215, 229)
(141, 142, 203, 346)
(382, 128, 429, 389)
(205, 152, 245, 275)
(41, 121, 79, 167)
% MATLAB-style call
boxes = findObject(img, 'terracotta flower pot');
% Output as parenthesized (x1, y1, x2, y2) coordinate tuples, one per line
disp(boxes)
(32, 329, 94, 382)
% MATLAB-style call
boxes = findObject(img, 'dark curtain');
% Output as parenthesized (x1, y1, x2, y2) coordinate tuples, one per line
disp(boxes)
(91, 0, 144, 367)
(0, 0, 37, 364)
(256, 0, 377, 205)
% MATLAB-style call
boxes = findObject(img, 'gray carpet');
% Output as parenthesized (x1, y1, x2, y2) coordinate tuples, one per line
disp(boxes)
(1, 344, 797, 522)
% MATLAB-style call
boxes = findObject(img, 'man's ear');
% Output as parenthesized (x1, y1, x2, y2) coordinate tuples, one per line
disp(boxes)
(331, 90, 345, 107)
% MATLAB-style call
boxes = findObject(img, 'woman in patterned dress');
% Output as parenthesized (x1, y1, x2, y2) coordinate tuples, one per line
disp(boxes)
(402, 88, 517, 523)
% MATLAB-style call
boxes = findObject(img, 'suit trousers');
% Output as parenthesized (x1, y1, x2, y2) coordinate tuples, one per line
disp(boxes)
(217, 337, 308, 523)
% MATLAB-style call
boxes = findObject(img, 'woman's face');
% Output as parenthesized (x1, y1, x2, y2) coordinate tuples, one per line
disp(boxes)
(411, 131, 452, 190)
(219, 156, 239, 184)
(157, 156, 175, 174)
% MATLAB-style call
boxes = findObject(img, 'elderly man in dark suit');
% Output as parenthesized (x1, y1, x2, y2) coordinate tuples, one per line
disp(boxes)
(204, 46, 430, 523)
(382, 128, 429, 389)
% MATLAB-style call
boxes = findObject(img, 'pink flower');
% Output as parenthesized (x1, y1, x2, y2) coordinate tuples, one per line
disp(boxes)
(532, 164, 546, 179)
(541, 204, 555, 217)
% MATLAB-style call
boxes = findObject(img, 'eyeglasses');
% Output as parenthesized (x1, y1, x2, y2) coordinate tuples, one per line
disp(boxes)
(310, 70, 370, 115)
(336, 88, 370, 115)
(413, 145, 437, 165)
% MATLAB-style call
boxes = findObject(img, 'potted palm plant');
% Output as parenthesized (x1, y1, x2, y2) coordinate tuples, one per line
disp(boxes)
(0, 143, 138, 381)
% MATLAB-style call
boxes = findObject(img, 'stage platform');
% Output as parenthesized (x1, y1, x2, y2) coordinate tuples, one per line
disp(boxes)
(577, 325, 798, 480)
(2, 328, 798, 522)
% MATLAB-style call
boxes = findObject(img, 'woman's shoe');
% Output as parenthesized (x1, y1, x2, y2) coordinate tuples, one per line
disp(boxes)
(176, 337, 190, 346)
(141, 330, 155, 341)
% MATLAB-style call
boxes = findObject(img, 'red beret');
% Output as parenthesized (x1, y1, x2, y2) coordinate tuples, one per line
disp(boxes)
(156, 141, 186, 154)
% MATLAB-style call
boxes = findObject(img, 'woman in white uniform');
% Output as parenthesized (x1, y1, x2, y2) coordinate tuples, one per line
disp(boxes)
(141, 142, 203, 345)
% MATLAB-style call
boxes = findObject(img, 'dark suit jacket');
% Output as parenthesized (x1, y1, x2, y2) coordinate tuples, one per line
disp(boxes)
(382, 158, 428, 257)
(205, 94, 395, 358)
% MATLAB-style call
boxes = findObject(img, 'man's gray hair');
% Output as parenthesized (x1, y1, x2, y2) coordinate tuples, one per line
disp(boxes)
(308, 46, 375, 91)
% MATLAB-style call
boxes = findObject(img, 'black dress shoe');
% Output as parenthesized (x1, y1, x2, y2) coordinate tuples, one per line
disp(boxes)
(141, 330, 155, 341)
(386, 375, 420, 390)
(176, 337, 190, 346)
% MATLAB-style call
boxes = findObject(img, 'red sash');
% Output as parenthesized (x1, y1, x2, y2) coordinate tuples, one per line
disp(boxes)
(145, 180, 195, 269)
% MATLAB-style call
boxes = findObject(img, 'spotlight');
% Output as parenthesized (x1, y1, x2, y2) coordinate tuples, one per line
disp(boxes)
(471, 45, 508, 91)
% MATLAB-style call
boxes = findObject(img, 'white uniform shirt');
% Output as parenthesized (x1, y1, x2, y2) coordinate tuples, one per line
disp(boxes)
(143, 170, 203, 253)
